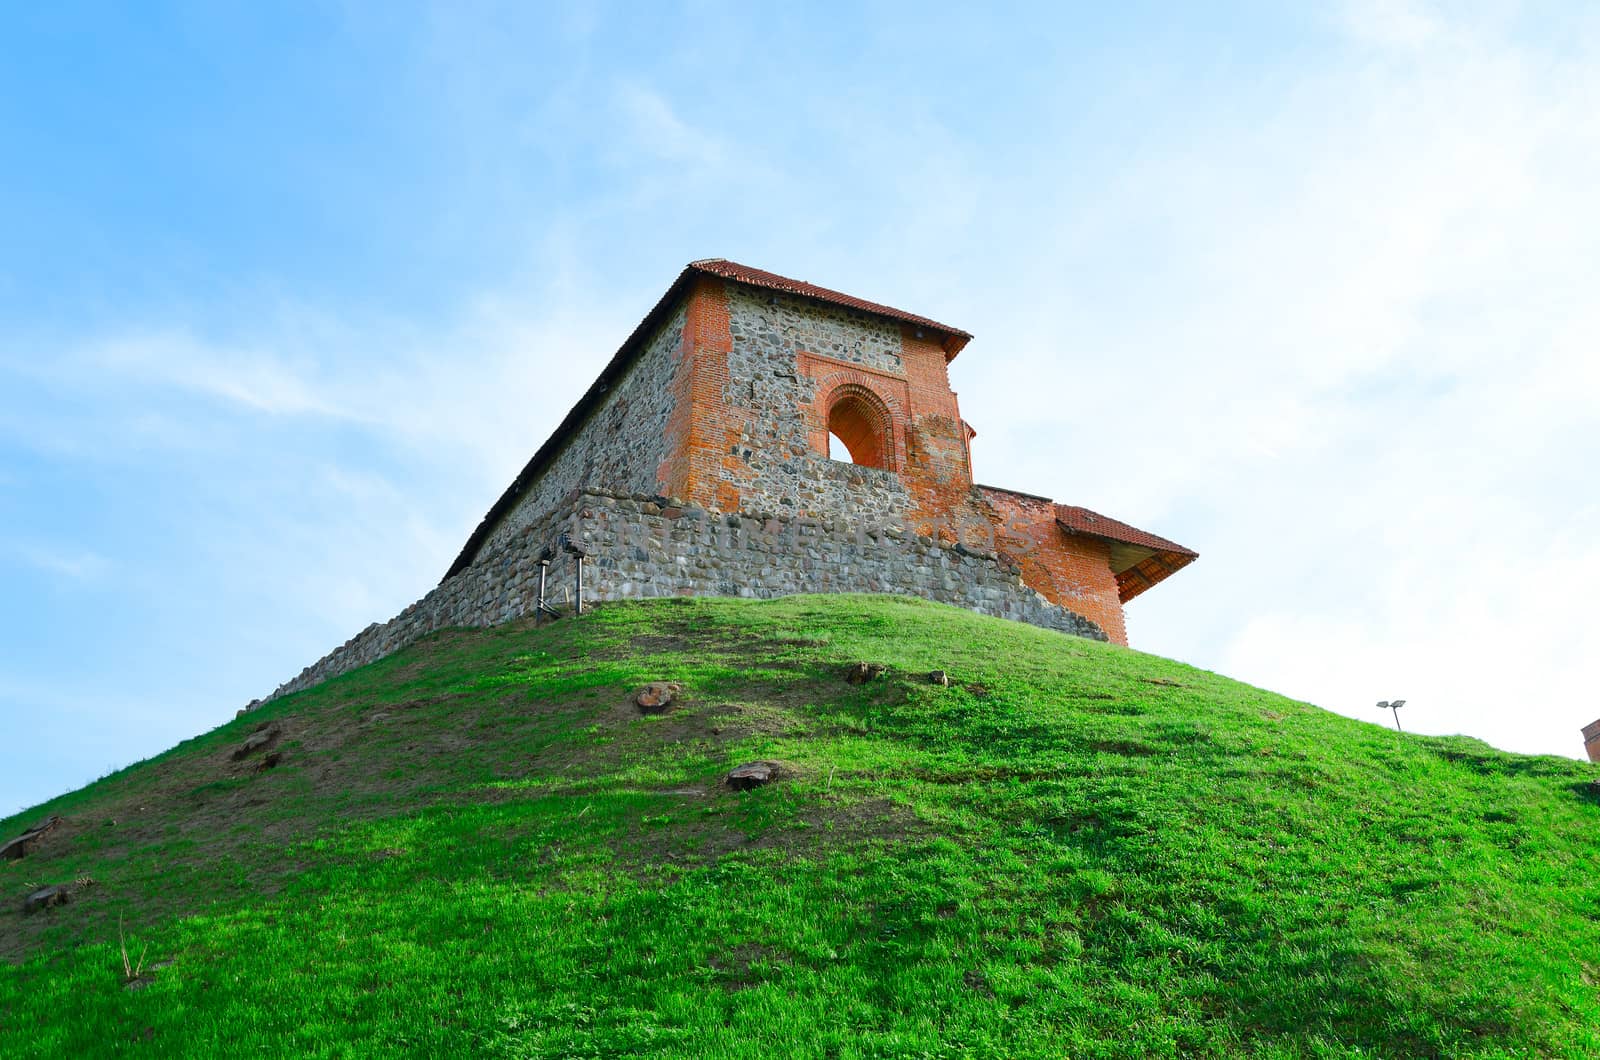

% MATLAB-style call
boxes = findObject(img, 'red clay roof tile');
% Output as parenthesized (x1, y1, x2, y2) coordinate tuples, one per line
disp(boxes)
(690, 259, 973, 347)
(1054, 505, 1198, 558)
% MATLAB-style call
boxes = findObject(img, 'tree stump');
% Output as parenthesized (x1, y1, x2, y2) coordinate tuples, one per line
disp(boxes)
(231, 727, 279, 762)
(1, 815, 62, 861)
(845, 662, 887, 684)
(726, 762, 783, 790)
(635, 682, 683, 714)
(22, 885, 69, 914)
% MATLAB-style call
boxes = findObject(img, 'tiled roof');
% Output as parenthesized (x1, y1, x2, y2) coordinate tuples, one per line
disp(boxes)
(1055, 505, 1197, 604)
(690, 259, 973, 347)
(1054, 505, 1198, 557)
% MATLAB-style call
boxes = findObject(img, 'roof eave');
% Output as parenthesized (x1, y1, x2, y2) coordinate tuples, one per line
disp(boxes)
(688, 259, 974, 357)
(1053, 514, 1198, 604)
(1113, 550, 1198, 603)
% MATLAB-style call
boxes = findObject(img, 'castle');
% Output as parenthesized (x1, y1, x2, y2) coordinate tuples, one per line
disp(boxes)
(266, 260, 1196, 700)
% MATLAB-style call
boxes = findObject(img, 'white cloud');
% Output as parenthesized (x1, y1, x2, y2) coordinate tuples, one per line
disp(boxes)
(9, 543, 110, 582)
(1167, 8, 1597, 756)
(21, 280, 631, 485)
(90, 331, 351, 418)
(946, 3, 1600, 758)
(1223, 506, 1600, 756)
(615, 83, 728, 166)
(1337, 0, 1444, 50)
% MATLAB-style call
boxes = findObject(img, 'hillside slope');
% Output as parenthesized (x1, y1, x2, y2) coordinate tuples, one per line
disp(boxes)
(2, 595, 1597, 1057)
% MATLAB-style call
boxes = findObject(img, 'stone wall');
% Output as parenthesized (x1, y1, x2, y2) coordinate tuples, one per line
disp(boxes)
(478, 304, 688, 555)
(707, 284, 994, 549)
(463, 277, 987, 553)
(261, 272, 1166, 706)
(680, 282, 990, 531)
(713, 285, 917, 520)
(729, 284, 905, 376)
(262, 489, 1106, 703)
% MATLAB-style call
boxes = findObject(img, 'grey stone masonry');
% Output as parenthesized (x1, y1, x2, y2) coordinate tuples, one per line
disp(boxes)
(261, 488, 1106, 704)
(728, 283, 904, 376)
(479, 303, 687, 555)
(716, 285, 912, 520)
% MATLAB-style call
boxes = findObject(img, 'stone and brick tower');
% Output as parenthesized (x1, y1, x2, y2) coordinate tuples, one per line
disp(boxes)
(267, 260, 1196, 700)
(1583, 719, 1600, 762)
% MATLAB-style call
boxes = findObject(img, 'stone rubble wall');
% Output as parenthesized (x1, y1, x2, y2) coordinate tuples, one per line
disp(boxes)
(716, 285, 914, 521)
(261, 488, 1107, 704)
(478, 303, 688, 556)
(729, 284, 905, 376)
(710, 280, 999, 553)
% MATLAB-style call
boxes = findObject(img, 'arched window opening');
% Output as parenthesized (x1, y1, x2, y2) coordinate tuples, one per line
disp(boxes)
(826, 387, 893, 470)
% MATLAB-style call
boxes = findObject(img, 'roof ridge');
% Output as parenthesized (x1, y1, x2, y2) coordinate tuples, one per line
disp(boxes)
(687, 258, 973, 346)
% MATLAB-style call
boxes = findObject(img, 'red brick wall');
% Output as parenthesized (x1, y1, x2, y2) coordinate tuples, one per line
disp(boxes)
(897, 327, 986, 543)
(794, 323, 993, 548)
(798, 353, 911, 471)
(1584, 719, 1600, 762)
(672, 277, 738, 509)
(978, 487, 1130, 646)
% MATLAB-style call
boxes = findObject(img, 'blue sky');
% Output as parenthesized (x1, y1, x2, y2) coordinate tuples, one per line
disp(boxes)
(3, 1, 1597, 813)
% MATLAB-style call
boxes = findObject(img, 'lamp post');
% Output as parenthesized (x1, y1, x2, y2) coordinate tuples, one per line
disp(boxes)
(1377, 699, 1406, 733)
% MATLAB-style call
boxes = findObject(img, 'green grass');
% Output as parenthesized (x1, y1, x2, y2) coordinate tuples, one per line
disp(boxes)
(1, 594, 1597, 1057)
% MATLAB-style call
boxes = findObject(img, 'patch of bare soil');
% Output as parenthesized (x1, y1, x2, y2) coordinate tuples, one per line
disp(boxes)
(601, 791, 926, 882)
(0, 628, 907, 963)
(0, 690, 506, 960)
(628, 634, 692, 654)
(709, 941, 791, 992)
(379, 629, 482, 683)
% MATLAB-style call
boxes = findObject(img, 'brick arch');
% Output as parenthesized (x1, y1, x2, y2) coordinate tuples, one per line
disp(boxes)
(817, 378, 905, 471)
(826, 384, 894, 469)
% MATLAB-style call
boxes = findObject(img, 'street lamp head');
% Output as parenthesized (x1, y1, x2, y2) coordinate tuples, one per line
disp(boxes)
(1390, 700, 1405, 710)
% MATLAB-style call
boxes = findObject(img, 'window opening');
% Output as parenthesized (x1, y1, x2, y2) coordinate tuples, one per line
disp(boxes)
(826, 387, 892, 470)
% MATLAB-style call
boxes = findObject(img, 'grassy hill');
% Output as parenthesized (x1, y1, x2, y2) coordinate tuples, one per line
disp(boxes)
(2, 595, 1597, 1057)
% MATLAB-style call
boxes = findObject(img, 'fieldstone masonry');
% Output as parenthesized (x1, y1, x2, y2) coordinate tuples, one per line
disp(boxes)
(718, 284, 914, 521)
(267, 487, 1104, 700)
(480, 303, 688, 555)
(262, 260, 1195, 705)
